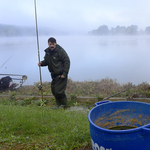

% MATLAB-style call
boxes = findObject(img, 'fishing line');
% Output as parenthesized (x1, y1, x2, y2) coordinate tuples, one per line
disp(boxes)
(0, 54, 15, 69)
(34, 0, 43, 101)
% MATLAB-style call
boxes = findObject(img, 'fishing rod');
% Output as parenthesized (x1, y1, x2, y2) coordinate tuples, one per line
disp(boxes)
(0, 54, 15, 69)
(34, 0, 43, 101)
(87, 89, 128, 109)
(0, 74, 25, 76)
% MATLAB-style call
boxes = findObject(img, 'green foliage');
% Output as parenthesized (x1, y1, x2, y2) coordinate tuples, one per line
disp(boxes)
(38, 99, 47, 107)
(70, 94, 77, 101)
(125, 90, 131, 97)
(0, 97, 53, 108)
(3, 77, 150, 103)
(97, 96, 104, 101)
(23, 98, 33, 105)
(141, 90, 150, 98)
(66, 77, 124, 97)
(73, 102, 78, 106)
(0, 98, 11, 105)
(9, 91, 17, 101)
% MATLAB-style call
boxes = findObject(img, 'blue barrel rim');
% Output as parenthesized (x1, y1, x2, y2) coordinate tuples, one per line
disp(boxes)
(88, 100, 150, 133)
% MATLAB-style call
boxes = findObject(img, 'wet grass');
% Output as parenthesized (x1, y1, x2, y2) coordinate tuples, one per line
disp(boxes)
(0, 104, 91, 150)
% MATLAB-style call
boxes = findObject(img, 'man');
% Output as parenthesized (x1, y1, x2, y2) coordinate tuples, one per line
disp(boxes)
(38, 37, 70, 108)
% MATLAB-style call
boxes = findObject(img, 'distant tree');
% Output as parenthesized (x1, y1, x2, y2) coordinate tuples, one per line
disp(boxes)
(0, 24, 55, 36)
(97, 25, 109, 35)
(88, 25, 109, 35)
(139, 29, 144, 35)
(110, 27, 116, 35)
(145, 26, 150, 34)
(126, 25, 138, 35)
(115, 26, 126, 35)
(88, 24, 150, 36)
(88, 29, 99, 35)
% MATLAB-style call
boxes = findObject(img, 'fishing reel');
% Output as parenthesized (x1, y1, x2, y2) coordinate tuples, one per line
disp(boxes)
(38, 84, 42, 90)
(22, 75, 27, 80)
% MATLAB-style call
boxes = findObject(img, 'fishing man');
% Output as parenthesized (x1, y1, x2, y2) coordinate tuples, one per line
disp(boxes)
(38, 37, 70, 108)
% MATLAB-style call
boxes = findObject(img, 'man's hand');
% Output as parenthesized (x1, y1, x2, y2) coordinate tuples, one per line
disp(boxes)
(61, 75, 66, 78)
(38, 62, 42, 67)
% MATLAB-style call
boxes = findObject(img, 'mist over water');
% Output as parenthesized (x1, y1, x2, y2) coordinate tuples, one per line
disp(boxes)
(1, 35, 150, 85)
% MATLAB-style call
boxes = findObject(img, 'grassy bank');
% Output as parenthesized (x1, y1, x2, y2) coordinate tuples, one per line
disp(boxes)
(0, 104, 90, 150)
(1, 77, 150, 100)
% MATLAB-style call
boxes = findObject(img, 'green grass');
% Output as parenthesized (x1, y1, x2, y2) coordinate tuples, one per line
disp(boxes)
(0, 104, 91, 150)
(1, 77, 150, 149)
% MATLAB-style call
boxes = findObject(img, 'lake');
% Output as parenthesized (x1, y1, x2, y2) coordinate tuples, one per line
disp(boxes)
(0, 35, 150, 85)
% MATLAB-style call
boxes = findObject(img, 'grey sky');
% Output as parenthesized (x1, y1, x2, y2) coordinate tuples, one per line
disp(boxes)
(0, 0, 150, 33)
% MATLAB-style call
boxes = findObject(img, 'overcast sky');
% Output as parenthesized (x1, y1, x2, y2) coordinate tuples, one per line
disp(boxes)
(0, 0, 150, 34)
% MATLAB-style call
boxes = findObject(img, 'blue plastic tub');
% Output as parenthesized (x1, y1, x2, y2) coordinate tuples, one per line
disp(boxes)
(88, 101, 150, 150)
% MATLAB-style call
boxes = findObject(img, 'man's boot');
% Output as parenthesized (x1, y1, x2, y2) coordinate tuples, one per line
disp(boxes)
(60, 97, 68, 108)
(55, 98, 61, 106)
(51, 98, 61, 109)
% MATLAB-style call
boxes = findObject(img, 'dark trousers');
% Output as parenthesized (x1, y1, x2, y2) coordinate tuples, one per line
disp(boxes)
(51, 75, 68, 106)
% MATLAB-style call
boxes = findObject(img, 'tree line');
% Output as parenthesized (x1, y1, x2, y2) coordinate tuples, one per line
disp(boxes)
(88, 25, 150, 35)
(0, 24, 36, 36)
(0, 24, 58, 37)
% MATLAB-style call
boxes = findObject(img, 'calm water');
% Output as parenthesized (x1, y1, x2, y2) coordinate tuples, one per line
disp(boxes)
(1, 35, 150, 85)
